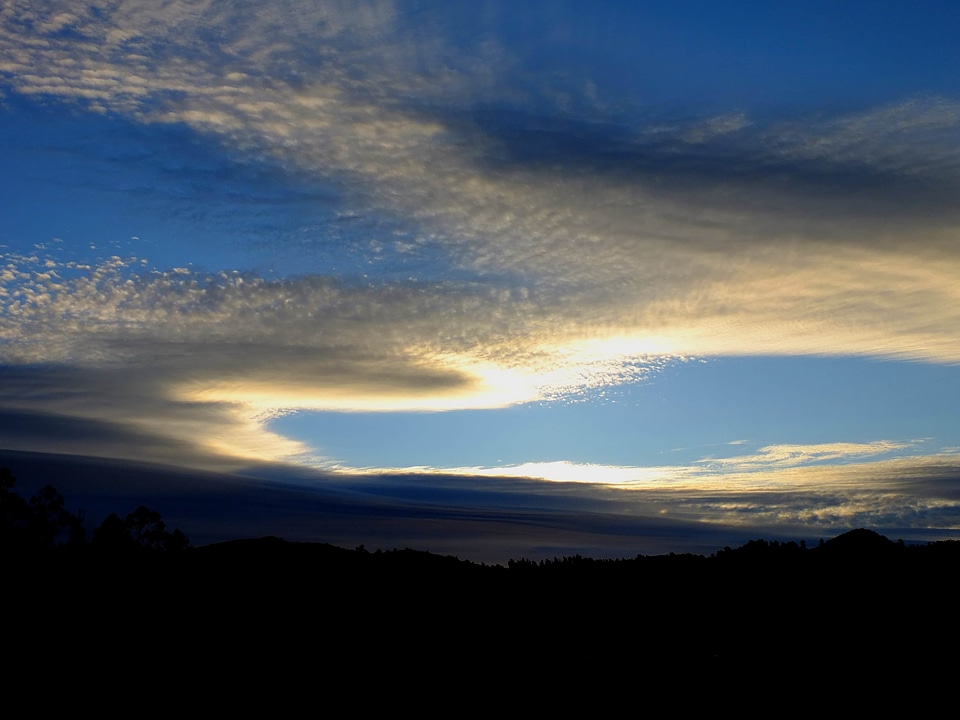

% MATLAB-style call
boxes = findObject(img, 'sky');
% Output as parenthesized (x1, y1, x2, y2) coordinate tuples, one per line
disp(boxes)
(2, 1, 960, 562)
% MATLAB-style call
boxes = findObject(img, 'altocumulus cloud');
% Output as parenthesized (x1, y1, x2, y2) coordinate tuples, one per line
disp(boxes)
(3, 2, 960, 362)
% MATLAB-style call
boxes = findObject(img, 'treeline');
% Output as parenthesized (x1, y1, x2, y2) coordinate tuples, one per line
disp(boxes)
(0, 467, 188, 555)
(509, 531, 958, 571)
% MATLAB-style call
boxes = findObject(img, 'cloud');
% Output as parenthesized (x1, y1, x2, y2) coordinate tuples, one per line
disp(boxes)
(0, 253, 660, 465)
(184, 449, 960, 542)
(333, 443, 960, 540)
(0, 364, 308, 469)
(696, 440, 918, 471)
(678, 112, 751, 144)
(648, 450, 960, 532)
(763, 99, 960, 177)
(373, 460, 685, 487)
(1, 1, 960, 475)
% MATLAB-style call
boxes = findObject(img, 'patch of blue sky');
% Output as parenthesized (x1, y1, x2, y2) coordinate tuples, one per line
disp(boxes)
(0, 95, 472, 285)
(429, 1, 960, 118)
(269, 355, 960, 472)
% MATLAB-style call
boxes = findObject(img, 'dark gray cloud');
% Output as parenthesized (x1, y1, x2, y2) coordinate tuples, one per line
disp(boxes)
(0, 365, 263, 468)
(466, 103, 960, 203)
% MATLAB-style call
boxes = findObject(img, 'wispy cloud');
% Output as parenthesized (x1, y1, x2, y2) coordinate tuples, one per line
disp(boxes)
(696, 440, 919, 472)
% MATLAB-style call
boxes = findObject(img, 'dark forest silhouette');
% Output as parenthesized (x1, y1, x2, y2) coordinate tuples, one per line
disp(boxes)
(1, 467, 188, 555)
(4, 467, 959, 691)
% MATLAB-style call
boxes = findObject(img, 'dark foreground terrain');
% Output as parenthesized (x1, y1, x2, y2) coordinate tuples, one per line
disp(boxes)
(8, 530, 960, 686)
(4, 471, 959, 699)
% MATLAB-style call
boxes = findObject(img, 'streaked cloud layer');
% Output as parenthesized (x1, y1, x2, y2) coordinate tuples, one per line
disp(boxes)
(2, 1, 959, 554)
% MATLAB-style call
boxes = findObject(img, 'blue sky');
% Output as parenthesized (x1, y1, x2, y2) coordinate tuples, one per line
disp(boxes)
(2, 1, 960, 560)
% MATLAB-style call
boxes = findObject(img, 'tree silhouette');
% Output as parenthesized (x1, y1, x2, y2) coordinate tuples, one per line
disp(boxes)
(125, 505, 168, 551)
(92, 505, 189, 553)
(0, 468, 32, 550)
(1, 471, 84, 552)
(92, 512, 135, 552)
(28, 485, 83, 549)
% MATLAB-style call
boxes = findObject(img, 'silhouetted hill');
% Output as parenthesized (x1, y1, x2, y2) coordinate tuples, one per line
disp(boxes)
(189, 535, 494, 578)
(191, 535, 354, 565)
(816, 527, 901, 556)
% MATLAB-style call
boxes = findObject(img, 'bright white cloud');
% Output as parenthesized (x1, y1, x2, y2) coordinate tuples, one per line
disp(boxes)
(365, 440, 942, 490)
